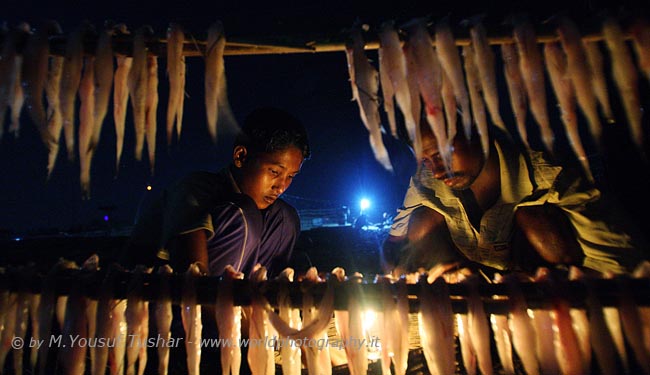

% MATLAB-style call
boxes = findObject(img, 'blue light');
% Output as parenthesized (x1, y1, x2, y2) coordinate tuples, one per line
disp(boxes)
(103, 215, 109, 222)
(360, 198, 371, 211)
(14, 237, 22, 241)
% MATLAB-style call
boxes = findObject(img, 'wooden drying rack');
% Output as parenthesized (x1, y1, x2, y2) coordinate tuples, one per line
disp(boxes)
(1, 266, 649, 314)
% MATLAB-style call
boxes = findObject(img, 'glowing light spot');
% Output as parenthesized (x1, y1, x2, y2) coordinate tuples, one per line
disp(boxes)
(360, 198, 371, 211)
(146, 185, 152, 191)
(103, 215, 109, 222)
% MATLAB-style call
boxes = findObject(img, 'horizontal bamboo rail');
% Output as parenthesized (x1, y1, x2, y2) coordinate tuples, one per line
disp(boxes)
(1, 266, 649, 314)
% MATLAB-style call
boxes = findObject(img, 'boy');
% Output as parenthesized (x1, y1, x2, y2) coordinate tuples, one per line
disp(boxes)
(126, 107, 310, 276)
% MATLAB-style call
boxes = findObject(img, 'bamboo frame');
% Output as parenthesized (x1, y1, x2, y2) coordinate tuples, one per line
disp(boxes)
(1, 267, 649, 314)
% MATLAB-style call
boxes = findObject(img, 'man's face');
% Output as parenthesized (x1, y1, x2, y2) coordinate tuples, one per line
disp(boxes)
(419, 132, 484, 190)
(236, 146, 304, 209)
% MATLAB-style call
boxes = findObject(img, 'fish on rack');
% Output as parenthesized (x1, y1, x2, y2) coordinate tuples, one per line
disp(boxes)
(205, 21, 227, 144)
(215, 265, 243, 375)
(166, 23, 186, 145)
(378, 20, 417, 141)
(603, 17, 645, 153)
(500, 43, 529, 148)
(93, 24, 116, 165)
(463, 44, 490, 159)
(555, 16, 603, 149)
(181, 263, 202, 375)
(630, 18, 650, 85)
(276, 268, 301, 375)
(530, 270, 560, 375)
(44, 23, 65, 178)
(249, 265, 274, 375)
(22, 21, 56, 152)
(59, 24, 86, 162)
(78, 55, 96, 199)
(583, 41, 615, 123)
(491, 274, 515, 375)
(145, 54, 159, 175)
(468, 17, 506, 130)
(512, 15, 554, 154)
(7, 23, 30, 139)
(418, 269, 455, 375)
(543, 42, 594, 182)
(93, 265, 121, 375)
(82, 255, 100, 374)
(0, 24, 22, 141)
(403, 19, 450, 168)
(128, 26, 151, 162)
(345, 24, 393, 172)
(567, 267, 592, 374)
(502, 274, 539, 375)
(60, 270, 89, 375)
(155, 265, 174, 375)
(113, 52, 132, 175)
(435, 19, 472, 141)
(464, 274, 493, 375)
(125, 265, 152, 375)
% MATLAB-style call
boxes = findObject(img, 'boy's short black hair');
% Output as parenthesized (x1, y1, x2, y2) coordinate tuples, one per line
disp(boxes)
(235, 107, 311, 159)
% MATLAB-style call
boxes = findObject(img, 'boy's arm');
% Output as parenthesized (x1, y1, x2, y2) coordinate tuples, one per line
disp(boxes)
(172, 229, 210, 274)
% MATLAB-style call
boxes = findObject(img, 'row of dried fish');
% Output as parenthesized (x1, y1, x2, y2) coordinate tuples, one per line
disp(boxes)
(0, 21, 231, 198)
(3, 257, 650, 374)
(347, 15, 650, 181)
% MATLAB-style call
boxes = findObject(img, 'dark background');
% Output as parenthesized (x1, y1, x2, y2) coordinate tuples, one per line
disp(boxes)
(0, 0, 649, 242)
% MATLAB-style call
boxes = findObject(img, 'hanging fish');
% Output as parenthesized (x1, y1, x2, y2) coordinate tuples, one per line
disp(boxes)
(113, 54, 132, 175)
(93, 25, 116, 154)
(0, 291, 18, 373)
(571, 268, 619, 374)
(464, 274, 493, 375)
(22, 21, 57, 148)
(537, 268, 584, 375)
(37, 259, 78, 375)
(345, 24, 393, 172)
(463, 44, 490, 159)
(28, 289, 41, 374)
(215, 265, 243, 375)
(543, 42, 594, 182)
(276, 268, 301, 375)
(145, 54, 159, 175)
(248, 265, 274, 375)
(59, 24, 86, 161)
(12, 268, 31, 375)
(378, 30, 397, 139)
(502, 274, 540, 375)
(155, 265, 174, 375)
(402, 40, 423, 144)
(513, 16, 554, 154)
(567, 267, 592, 373)
(128, 26, 151, 162)
(630, 18, 650, 84)
(7, 23, 30, 139)
(584, 41, 615, 123)
(556, 16, 603, 148)
(603, 17, 645, 152)
(166, 23, 186, 145)
(93, 265, 121, 375)
(632, 261, 650, 359)
(441, 70, 458, 149)
(530, 270, 560, 375)
(125, 266, 152, 375)
(0, 24, 24, 140)
(108, 300, 128, 375)
(378, 20, 417, 141)
(79, 56, 96, 199)
(500, 43, 530, 148)
(44, 25, 65, 178)
(82, 255, 100, 374)
(205, 21, 227, 144)
(468, 17, 506, 130)
(403, 19, 450, 168)
(182, 263, 203, 375)
(418, 270, 455, 375)
(60, 275, 89, 375)
(435, 19, 472, 140)
(614, 275, 650, 374)
(491, 274, 514, 375)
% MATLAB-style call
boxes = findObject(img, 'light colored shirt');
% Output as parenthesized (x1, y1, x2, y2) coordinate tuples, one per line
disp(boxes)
(389, 137, 644, 273)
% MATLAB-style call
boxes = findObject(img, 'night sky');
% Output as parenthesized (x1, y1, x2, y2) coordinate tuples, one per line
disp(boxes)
(1, 0, 649, 235)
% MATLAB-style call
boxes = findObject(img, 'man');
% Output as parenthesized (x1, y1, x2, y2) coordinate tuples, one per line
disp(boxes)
(383, 123, 646, 275)
(125, 107, 310, 277)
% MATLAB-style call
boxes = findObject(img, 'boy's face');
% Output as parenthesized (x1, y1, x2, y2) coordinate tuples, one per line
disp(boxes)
(235, 146, 304, 209)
